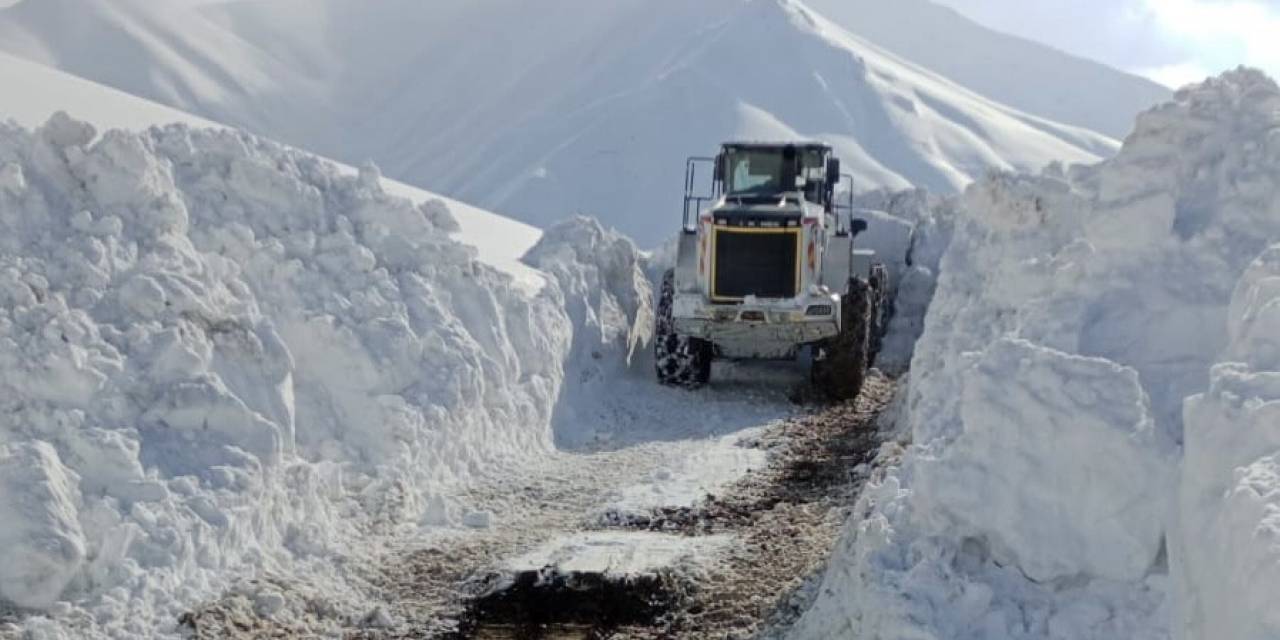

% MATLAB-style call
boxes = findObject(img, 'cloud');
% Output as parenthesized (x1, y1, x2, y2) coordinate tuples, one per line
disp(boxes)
(1136, 0, 1280, 82)
(1139, 62, 1217, 88)
(934, 0, 1280, 87)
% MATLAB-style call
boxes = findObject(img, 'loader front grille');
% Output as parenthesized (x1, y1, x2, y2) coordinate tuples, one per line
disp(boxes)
(711, 227, 800, 302)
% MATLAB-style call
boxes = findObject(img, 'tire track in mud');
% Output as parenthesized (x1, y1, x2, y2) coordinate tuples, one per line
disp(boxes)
(434, 373, 894, 640)
(180, 373, 896, 639)
(585, 373, 897, 640)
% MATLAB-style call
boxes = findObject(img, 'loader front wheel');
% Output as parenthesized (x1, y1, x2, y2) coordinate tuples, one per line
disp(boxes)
(812, 278, 872, 401)
(655, 269, 712, 388)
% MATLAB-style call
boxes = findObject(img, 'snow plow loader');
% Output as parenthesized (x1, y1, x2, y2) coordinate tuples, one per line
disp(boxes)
(655, 142, 887, 400)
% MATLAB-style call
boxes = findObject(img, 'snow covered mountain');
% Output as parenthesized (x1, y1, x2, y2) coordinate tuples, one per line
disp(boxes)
(0, 0, 1122, 245)
(803, 0, 1172, 139)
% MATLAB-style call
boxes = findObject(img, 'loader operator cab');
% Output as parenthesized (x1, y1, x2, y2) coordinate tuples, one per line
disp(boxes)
(719, 143, 841, 208)
(682, 142, 855, 233)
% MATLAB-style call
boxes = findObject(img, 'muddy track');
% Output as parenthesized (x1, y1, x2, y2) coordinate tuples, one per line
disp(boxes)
(180, 373, 896, 639)
(585, 374, 896, 639)
(443, 374, 894, 640)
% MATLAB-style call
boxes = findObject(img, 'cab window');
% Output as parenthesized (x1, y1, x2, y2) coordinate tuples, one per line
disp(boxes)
(726, 150, 783, 195)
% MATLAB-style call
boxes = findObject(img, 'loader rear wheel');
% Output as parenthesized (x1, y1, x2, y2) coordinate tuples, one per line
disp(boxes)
(655, 269, 712, 388)
(868, 264, 890, 363)
(812, 278, 872, 401)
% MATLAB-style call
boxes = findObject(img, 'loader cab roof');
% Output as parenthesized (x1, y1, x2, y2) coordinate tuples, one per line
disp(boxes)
(721, 141, 832, 152)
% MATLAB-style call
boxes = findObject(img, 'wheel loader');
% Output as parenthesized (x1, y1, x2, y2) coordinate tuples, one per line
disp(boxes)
(655, 142, 887, 400)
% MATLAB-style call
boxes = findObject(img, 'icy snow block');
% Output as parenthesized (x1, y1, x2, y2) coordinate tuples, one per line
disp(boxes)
(915, 338, 1175, 582)
(0, 442, 86, 610)
(1225, 245, 1280, 371)
(1180, 366, 1280, 640)
(1177, 251, 1280, 639)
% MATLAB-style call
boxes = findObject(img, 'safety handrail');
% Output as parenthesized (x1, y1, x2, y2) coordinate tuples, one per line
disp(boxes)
(833, 173, 856, 236)
(682, 156, 719, 233)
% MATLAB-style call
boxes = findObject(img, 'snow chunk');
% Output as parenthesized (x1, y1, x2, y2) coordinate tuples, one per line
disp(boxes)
(1177, 244, 1280, 639)
(0, 163, 24, 196)
(41, 111, 96, 149)
(915, 338, 1175, 582)
(1224, 245, 1280, 370)
(0, 442, 85, 609)
(1178, 363, 1280, 639)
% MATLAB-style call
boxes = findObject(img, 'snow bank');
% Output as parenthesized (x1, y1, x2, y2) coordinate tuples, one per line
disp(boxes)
(852, 189, 955, 374)
(527, 219, 798, 453)
(0, 113, 576, 635)
(792, 451, 1171, 640)
(914, 338, 1174, 583)
(795, 69, 1280, 639)
(523, 217, 657, 446)
(525, 219, 652, 379)
(1177, 245, 1280, 639)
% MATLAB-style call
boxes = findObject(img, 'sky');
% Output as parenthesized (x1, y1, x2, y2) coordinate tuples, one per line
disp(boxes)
(934, 0, 1280, 88)
(0, 0, 1270, 88)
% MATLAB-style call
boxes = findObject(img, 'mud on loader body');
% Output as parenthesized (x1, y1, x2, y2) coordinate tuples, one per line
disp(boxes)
(655, 142, 887, 401)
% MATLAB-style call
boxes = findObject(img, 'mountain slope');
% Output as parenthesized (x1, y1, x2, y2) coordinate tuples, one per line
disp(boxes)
(803, 0, 1171, 139)
(0, 0, 1118, 245)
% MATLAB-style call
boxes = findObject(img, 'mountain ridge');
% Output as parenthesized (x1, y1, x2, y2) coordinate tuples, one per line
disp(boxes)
(0, 0, 1131, 244)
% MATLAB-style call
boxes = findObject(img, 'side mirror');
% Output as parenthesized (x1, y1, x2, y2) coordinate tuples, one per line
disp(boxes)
(850, 218, 868, 237)
(713, 153, 724, 183)
(826, 157, 841, 186)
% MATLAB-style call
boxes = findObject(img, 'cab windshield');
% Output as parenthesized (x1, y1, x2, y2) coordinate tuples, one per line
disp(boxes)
(725, 147, 827, 202)
(726, 149, 784, 195)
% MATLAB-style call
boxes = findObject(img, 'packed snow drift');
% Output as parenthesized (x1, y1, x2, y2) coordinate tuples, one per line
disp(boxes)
(794, 68, 1280, 640)
(0, 111, 668, 637)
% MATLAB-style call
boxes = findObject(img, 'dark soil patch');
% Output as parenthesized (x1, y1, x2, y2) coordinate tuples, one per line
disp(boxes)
(450, 569, 688, 639)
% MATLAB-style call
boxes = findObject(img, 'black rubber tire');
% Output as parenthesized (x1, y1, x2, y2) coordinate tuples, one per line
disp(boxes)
(812, 278, 873, 401)
(654, 269, 712, 388)
(868, 264, 890, 363)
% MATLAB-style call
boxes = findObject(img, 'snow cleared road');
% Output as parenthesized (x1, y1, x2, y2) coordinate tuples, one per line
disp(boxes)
(179, 372, 898, 639)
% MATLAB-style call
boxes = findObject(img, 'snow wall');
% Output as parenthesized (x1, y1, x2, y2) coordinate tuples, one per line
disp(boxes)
(793, 69, 1280, 640)
(0, 114, 652, 637)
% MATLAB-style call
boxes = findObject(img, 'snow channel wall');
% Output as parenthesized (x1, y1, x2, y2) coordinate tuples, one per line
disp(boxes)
(794, 69, 1280, 640)
(0, 113, 641, 634)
